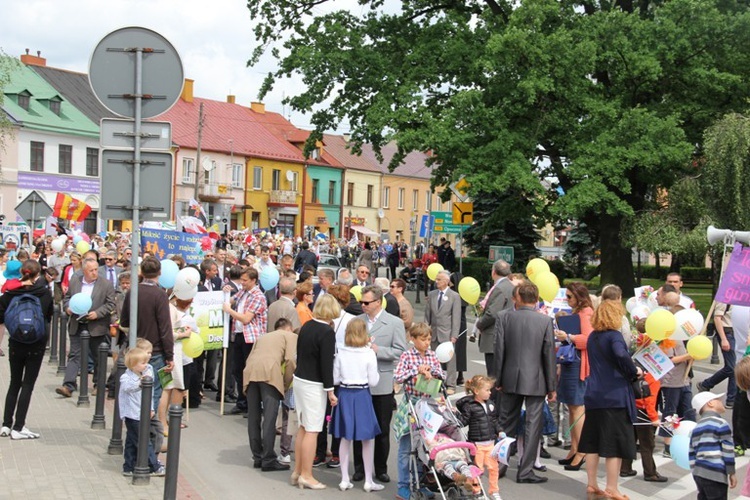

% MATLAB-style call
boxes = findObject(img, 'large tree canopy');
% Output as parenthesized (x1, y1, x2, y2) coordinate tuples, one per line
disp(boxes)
(248, 0, 750, 293)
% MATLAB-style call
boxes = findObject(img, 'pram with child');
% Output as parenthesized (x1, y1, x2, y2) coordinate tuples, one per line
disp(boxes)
(404, 393, 489, 500)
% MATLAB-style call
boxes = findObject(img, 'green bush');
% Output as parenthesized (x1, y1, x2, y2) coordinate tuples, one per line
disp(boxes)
(680, 266, 712, 282)
(460, 257, 493, 290)
(547, 259, 569, 286)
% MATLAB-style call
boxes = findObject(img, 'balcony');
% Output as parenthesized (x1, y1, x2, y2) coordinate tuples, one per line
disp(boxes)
(269, 190, 298, 206)
(198, 182, 235, 203)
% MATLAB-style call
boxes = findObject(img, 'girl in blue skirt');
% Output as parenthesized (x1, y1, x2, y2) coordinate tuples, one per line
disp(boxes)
(330, 318, 382, 492)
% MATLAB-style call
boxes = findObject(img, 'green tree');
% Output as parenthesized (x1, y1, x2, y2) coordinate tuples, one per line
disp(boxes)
(0, 52, 19, 173)
(563, 221, 599, 279)
(248, 0, 750, 293)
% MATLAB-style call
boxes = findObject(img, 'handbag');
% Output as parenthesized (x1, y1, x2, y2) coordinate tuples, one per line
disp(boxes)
(556, 343, 579, 365)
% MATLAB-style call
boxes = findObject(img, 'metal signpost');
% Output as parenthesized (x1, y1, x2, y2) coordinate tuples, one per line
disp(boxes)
(89, 27, 183, 349)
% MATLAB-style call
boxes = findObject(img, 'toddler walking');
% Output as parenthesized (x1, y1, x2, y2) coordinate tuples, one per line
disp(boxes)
(120, 347, 164, 476)
(329, 319, 383, 492)
(456, 375, 503, 500)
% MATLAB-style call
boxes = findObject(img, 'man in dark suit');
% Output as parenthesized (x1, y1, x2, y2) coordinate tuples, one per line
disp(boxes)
(494, 282, 556, 484)
(311, 268, 335, 309)
(214, 247, 232, 284)
(352, 285, 407, 483)
(293, 241, 317, 272)
(424, 270, 461, 391)
(354, 265, 372, 288)
(197, 258, 222, 393)
(474, 259, 514, 375)
(56, 257, 116, 397)
(198, 259, 222, 292)
(336, 269, 363, 316)
(99, 250, 122, 290)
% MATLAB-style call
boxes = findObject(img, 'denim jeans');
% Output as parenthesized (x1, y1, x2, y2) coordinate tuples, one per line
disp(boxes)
(123, 418, 159, 472)
(658, 385, 696, 437)
(398, 433, 412, 490)
(149, 354, 166, 411)
(702, 331, 736, 403)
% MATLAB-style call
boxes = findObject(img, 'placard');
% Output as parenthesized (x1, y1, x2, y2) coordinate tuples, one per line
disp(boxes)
(188, 291, 226, 351)
(633, 343, 674, 380)
(140, 227, 203, 264)
(716, 243, 750, 306)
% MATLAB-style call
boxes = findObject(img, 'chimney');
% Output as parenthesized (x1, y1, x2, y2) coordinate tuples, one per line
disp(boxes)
(250, 101, 265, 114)
(181, 78, 194, 103)
(227, 95, 235, 104)
(21, 48, 46, 67)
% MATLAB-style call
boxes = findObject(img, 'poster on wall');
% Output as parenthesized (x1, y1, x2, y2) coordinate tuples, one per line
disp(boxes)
(0, 224, 31, 251)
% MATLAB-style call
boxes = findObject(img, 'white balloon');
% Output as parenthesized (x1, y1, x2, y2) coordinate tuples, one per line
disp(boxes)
(51, 239, 64, 253)
(673, 420, 697, 437)
(175, 267, 201, 289)
(60, 235, 68, 241)
(673, 309, 704, 341)
(435, 342, 454, 363)
(625, 297, 637, 314)
(173, 280, 198, 300)
(631, 305, 651, 322)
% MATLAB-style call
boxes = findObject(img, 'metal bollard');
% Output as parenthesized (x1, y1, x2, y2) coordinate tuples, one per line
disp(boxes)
(77, 326, 91, 407)
(108, 356, 127, 455)
(91, 343, 108, 429)
(49, 306, 59, 364)
(163, 404, 184, 500)
(710, 333, 720, 365)
(415, 270, 421, 304)
(57, 308, 68, 374)
(132, 375, 153, 485)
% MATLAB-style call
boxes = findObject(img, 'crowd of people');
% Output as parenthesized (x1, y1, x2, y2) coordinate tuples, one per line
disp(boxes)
(0, 229, 747, 500)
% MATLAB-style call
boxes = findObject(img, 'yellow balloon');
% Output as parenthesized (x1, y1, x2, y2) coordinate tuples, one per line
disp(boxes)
(526, 258, 550, 282)
(687, 335, 712, 360)
(458, 277, 481, 305)
(76, 240, 91, 254)
(350, 285, 363, 301)
(534, 271, 559, 302)
(645, 309, 676, 341)
(382, 297, 387, 309)
(182, 332, 205, 358)
(426, 263, 444, 281)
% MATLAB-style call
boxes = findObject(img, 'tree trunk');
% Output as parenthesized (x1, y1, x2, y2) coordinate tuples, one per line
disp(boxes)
(599, 214, 636, 297)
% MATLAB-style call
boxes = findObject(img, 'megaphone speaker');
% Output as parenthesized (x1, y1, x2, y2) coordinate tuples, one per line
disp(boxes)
(735, 230, 750, 246)
(707, 225, 732, 245)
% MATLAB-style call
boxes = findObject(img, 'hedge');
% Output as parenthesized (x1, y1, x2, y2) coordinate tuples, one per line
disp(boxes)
(460, 257, 493, 290)
(584, 264, 711, 282)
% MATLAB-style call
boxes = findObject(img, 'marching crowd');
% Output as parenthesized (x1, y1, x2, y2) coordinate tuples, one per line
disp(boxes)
(0, 230, 746, 500)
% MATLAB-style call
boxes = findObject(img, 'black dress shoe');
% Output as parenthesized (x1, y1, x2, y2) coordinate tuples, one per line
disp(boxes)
(564, 458, 585, 471)
(225, 406, 246, 415)
(262, 462, 291, 472)
(539, 446, 551, 459)
(253, 461, 262, 469)
(533, 465, 547, 472)
(620, 470, 637, 478)
(517, 474, 548, 484)
(376, 473, 390, 483)
(352, 472, 365, 482)
(204, 383, 219, 392)
(558, 457, 573, 466)
(644, 474, 668, 482)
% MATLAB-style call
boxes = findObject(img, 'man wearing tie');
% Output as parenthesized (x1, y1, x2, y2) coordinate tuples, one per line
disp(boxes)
(473, 259, 515, 375)
(355, 265, 372, 287)
(198, 259, 222, 292)
(424, 270, 461, 392)
(99, 250, 122, 291)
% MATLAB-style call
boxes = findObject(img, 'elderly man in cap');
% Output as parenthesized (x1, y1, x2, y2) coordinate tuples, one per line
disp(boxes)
(99, 250, 122, 291)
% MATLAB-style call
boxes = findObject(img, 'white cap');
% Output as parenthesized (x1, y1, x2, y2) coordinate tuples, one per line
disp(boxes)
(691, 391, 724, 413)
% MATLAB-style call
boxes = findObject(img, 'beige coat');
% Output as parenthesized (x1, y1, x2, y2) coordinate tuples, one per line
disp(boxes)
(242, 328, 297, 397)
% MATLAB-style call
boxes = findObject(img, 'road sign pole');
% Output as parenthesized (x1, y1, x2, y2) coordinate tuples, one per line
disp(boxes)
(459, 225, 463, 275)
(128, 48, 144, 349)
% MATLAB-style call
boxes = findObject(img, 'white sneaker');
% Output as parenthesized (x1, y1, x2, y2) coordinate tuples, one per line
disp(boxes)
(10, 427, 40, 440)
(492, 493, 503, 500)
(0, 426, 10, 437)
(277, 453, 291, 464)
(364, 482, 385, 492)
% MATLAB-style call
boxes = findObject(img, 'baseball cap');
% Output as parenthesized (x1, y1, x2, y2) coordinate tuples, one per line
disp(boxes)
(691, 391, 724, 413)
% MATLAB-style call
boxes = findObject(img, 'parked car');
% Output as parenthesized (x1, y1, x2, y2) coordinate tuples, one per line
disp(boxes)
(312, 253, 342, 284)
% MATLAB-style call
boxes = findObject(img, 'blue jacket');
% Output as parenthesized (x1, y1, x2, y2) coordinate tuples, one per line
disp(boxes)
(584, 329, 638, 422)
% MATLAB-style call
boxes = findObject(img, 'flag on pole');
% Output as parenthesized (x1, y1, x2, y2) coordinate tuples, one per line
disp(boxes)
(180, 216, 208, 234)
(189, 198, 208, 226)
(53, 193, 91, 222)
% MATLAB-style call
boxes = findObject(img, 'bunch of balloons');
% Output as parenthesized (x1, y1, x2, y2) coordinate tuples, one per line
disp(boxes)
(526, 258, 559, 302)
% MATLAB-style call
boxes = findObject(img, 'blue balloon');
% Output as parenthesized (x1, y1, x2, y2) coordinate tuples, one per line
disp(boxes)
(670, 434, 691, 470)
(73, 235, 83, 244)
(69, 293, 93, 316)
(259, 266, 280, 291)
(159, 259, 180, 289)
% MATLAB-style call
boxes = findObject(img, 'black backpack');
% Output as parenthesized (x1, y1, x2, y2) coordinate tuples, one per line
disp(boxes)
(5, 293, 46, 344)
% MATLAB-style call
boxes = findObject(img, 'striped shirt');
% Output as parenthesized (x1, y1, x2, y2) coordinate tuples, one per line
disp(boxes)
(689, 411, 735, 484)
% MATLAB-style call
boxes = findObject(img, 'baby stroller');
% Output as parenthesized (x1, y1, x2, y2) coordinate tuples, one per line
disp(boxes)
(405, 393, 489, 500)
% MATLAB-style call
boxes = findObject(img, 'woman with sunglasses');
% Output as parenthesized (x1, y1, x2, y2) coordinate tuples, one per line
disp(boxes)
(295, 281, 315, 327)
(389, 279, 413, 329)
(554, 282, 594, 471)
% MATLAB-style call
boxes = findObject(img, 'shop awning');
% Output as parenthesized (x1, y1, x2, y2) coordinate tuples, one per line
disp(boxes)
(350, 225, 379, 237)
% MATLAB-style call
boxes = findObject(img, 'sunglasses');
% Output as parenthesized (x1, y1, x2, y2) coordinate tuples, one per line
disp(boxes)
(389, 284, 399, 288)
(105, 258, 115, 262)
(359, 300, 377, 306)
(358, 270, 370, 275)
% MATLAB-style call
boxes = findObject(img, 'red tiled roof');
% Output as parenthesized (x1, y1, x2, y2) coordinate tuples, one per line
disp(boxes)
(361, 142, 434, 180)
(155, 98, 307, 163)
(323, 134, 382, 173)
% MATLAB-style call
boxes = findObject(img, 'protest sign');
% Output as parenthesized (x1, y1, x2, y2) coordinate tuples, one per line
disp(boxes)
(415, 400, 444, 441)
(633, 343, 674, 380)
(140, 227, 203, 263)
(188, 291, 226, 351)
(0, 224, 31, 251)
(715, 243, 750, 307)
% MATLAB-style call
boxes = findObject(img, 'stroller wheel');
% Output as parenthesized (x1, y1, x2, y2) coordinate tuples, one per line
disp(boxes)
(411, 492, 428, 500)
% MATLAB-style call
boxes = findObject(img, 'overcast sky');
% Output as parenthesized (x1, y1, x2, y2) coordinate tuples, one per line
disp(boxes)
(1, 0, 354, 132)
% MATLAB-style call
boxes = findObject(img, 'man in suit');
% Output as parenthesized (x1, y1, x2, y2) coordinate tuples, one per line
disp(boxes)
(424, 270, 461, 391)
(199, 259, 222, 292)
(355, 265, 372, 288)
(293, 241, 318, 272)
(56, 258, 116, 397)
(474, 259, 514, 375)
(243, 317, 297, 472)
(197, 258, 223, 393)
(311, 268, 335, 309)
(214, 247, 232, 284)
(267, 276, 301, 334)
(352, 285, 407, 483)
(99, 250, 122, 290)
(336, 269, 363, 316)
(494, 282, 556, 484)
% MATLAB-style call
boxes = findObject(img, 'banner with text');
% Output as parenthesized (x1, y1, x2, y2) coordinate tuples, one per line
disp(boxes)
(140, 227, 203, 264)
(715, 243, 750, 307)
(188, 291, 226, 351)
